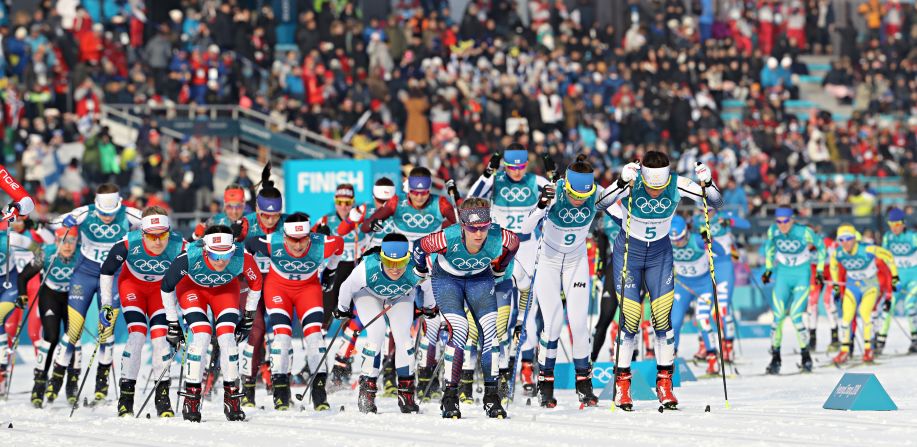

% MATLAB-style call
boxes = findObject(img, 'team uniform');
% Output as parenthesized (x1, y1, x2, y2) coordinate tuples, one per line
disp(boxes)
(879, 222, 917, 353)
(99, 223, 185, 416)
(50, 199, 142, 400)
(160, 236, 263, 421)
(245, 226, 343, 410)
(413, 215, 519, 419)
(762, 218, 825, 374)
(0, 230, 38, 376)
(807, 236, 841, 351)
(592, 212, 622, 362)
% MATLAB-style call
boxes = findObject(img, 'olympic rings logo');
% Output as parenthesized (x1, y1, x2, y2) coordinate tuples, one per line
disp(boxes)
(372, 284, 413, 296)
(277, 260, 318, 271)
(592, 366, 615, 381)
(132, 259, 170, 273)
(673, 248, 695, 261)
(776, 240, 802, 252)
(451, 257, 492, 270)
(634, 197, 673, 214)
(194, 273, 234, 285)
(48, 266, 73, 278)
(557, 207, 592, 224)
(401, 214, 436, 229)
(842, 258, 867, 270)
(889, 243, 912, 255)
(88, 223, 122, 239)
(499, 187, 532, 202)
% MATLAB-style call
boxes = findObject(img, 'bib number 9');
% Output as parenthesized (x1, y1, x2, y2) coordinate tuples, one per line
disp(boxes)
(564, 234, 576, 245)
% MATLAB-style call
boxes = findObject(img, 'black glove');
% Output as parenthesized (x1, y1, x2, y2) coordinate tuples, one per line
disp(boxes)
(15, 294, 27, 309)
(832, 284, 841, 301)
(235, 310, 255, 342)
(883, 298, 892, 313)
(413, 265, 429, 281)
(231, 218, 249, 242)
(368, 218, 384, 233)
(167, 320, 183, 348)
(699, 229, 711, 244)
(445, 179, 458, 200)
(332, 307, 354, 320)
(537, 184, 556, 209)
(420, 305, 439, 319)
(891, 276, 900, 292)
(315, 223, 332, 236)
(484, 152, 502, 177)
(321, 268, 337, 292)
(815, 272, 824, 288)
(761, 270, 772, 284)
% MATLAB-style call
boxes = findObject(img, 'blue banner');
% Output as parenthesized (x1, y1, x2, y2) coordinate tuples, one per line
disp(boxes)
(284, 158, 403, 217)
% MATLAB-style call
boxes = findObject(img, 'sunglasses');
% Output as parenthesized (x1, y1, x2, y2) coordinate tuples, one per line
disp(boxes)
(505, 163, 527, 171)
(837, 236, 856, 242)
(143, 232, 170, 242)
(258, 211, 281, 219)
(409, 190, 430, 196)
(334, 198, 355, 206)
(463, 224, 490, 233)
(776, 218, 791, 224)
(381, 256, 410, 269)
(206, 250, 234, 262)
(96, 209, 117, 218)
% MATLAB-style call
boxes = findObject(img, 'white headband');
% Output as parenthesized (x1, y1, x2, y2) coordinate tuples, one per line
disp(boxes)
(642, 166, 671, 189)
(141, 215, 170, 233)
(95, 192, 122, 213)
(373, 185, 396, 201)
(202, 233, 234, 253)
(283, 221, 311, 238)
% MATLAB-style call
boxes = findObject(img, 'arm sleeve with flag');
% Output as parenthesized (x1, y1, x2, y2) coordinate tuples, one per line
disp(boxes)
(0, 165, 34, 216)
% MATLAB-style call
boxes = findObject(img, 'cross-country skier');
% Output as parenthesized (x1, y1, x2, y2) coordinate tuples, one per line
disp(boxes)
(412, 197, 519, 419)
(830, 224, 897, 365)
(334, 233, 432, 413)
(49, 183, 142, 404)
(244, 212, 343, 411)
(98, 207, 185, 417)
(161, 225, 263, 422)
(879, 208, 917, 353)
(193, 184, 250, 239)
(319, 184, 361, 327)
(760, 207, 825, 374)
(520, 154, 616, 408)
(603, 151, 722, 411)
(670, 215, 726, 375)
(807, 233, 841, 351)
(591, 209, 622, 364)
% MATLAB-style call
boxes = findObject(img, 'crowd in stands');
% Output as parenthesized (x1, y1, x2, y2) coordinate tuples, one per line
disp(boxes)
(0, 0, 915, 221)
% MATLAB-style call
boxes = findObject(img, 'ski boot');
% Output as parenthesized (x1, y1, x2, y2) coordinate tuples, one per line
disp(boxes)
(613, 368, 633, 411)
(223, 383, 246, 421)
(65, 367, 80, 404)
(765, 348, 781, 375)
(311, 372, 330, 411)
(155, 380, 174, 417)
(93, 363, 112, 401)
(862, 348, 875, 364)
(416, 366, 440, 402)
(875, 334, 886, 356)
(330, 355, 352, 390)
(910, 333, 917, 354)
(482, 383, 507, 418)
(656, 367, 678, 410)
(272, 374, 291, 410)
(45, 364, 65, 403)
(723, 339, 735, 364)
(808, 329, 817, 351)
(381, 357, 397, 397)
(397, 377, 419, 413)
(693, 338, 707, 362)
(800, 348, 813, 373)
(31, 370, 47, 408)
(575, 368, 598, 407)
(497, 368, 511, 401)
(706, 352, 719, 375)
(458, 370, 474, 404)
(180, 383, 203, 422)
(117, 379, 136, 417)
(828, 328, 841, 352)
(537, 371, 557, 408)
(240, 375, 256, 407)
(441, 385, 461, 419)
(357, 376, 378, 414)
(520, 360, 536, 397)
(832, 346, 851, 365)
(645, 347, 656, 360)
(259, 363, 273, 391)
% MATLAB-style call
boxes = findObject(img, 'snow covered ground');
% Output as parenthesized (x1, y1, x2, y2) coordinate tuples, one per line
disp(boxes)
(2, 322, 916, 447)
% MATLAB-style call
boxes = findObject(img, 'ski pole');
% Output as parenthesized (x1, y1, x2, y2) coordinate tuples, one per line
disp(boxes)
(69, 341, 101, 418)
(174, 330, 190, 414)
(420, 322, 450, 401)
(610, 180, 634, 412)
(700, 181, 730, 409)
(296, 302, 394, 402)
(135, 338, 184, 418)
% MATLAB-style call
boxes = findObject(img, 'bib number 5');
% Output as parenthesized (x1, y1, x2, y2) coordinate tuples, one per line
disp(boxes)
(645, 227, 657, 239)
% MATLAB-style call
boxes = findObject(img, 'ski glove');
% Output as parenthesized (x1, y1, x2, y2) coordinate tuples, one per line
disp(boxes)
(15, 294, 27, 309)
(166, 320, 183, 348)
(832, 285, 842, 301)
(420, 305, 439, 319)
(2, 202, 21, 222)
(235, 310, 255, 342)
(348, 205, 365, 224)
(815, 272, 824, 288)
(620, 162, 640, 184)
(321, 269, 337, 292)
(761, 270, 772, 284)
(694, 162, 713, 186)
(332, 307, 353, 320)
(537, 184, 556, 209)
(892, 276, 900, 292)
(99, 305, 115, 328)
(62, 215, 78, 228)
(484, 152, 502, 177)
(368, 218, 385, 233)
(883, 298, 892, 313)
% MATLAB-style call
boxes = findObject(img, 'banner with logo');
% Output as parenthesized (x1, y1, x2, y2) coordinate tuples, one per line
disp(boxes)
(283, 158, 403, 217)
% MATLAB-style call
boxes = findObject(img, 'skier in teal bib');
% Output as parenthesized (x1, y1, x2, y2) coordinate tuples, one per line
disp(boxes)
(880, 208, 917, 353)
(760, 207, 826, 374)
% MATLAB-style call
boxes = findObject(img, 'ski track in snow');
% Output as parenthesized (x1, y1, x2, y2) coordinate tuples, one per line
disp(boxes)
(2, 323, 916, 447)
